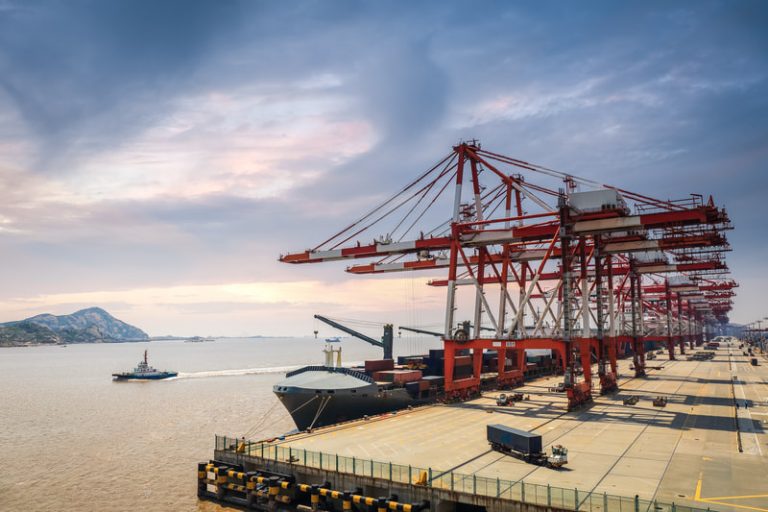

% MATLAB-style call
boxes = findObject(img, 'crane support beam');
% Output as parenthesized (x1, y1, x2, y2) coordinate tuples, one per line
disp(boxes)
(281, 237, 453, 264)
(572, 207, 726, 234)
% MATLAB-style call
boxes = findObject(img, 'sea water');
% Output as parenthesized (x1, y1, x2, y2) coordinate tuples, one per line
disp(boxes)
(0, 337, 440, 511)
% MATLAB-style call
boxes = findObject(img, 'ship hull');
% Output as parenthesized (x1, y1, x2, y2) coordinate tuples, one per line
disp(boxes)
(273, 366, 429, 430)
(112, 372, 177, 380)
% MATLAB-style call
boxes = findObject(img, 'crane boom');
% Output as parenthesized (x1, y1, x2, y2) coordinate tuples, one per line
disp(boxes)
(399, 326, 443, 337)
(314, 314, 393, 360)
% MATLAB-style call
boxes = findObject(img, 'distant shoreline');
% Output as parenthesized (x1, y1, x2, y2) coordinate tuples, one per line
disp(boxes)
(1, 334, 304, 347)
(0, 338, 148, 348)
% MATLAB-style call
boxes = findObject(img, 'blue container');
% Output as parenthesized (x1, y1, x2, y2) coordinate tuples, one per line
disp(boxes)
(487, 424, 542, 455)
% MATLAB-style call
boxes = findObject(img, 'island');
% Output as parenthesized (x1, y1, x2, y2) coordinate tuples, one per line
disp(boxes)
(0, 307, 149, 347)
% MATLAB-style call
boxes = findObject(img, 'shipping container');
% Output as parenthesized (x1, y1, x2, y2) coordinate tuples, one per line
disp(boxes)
(375, 369, 423, 384)
(371, 371, 387, 381)
(405, 381, 420, 393)
(487, 424, 543, 455)
(425, 360, 444, 376)
(454, 365, 473, 378)
(455, 355, 472, 366)
(397, 355, 428, 365)
(365, 359, 395, 372)
(422, 375, 444, 387)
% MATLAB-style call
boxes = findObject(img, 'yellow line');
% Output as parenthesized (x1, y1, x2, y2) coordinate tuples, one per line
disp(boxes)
(703, 499, 768, 512)
(694, 472, 703, 500)
(706, 494, 768, 501)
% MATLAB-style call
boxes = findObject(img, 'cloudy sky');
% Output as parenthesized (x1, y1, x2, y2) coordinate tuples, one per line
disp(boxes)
(0, 0, 765, 336)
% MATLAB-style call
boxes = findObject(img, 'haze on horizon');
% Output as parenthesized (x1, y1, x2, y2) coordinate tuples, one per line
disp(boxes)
(0, 1, 766, 337)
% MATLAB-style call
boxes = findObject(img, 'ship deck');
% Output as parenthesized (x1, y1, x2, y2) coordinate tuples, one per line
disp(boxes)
(264, 344, 768, 512)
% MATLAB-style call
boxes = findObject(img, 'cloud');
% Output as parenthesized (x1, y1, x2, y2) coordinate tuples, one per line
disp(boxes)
(0, 0, 244, 167)
(0, 277, 446, 336)
(0, 0, 766, 331)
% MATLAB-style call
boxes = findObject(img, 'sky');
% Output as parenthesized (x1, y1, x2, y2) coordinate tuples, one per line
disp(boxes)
(0, 0, 766, 337)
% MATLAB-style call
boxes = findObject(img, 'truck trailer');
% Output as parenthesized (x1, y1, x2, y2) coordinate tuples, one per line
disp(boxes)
(487, 424, 567, 468)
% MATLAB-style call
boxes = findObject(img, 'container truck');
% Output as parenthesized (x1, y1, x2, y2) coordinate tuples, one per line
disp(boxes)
(487, 424, 568, 468)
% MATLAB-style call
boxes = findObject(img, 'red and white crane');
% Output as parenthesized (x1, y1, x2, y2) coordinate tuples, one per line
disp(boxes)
(280, 142, 735, 410)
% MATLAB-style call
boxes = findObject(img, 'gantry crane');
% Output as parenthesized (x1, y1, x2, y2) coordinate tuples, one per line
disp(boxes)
(281, 142, 734, 410)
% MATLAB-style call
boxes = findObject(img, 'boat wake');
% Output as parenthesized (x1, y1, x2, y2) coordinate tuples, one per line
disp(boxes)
(169, 361, 364, 380)
(171, 365, 302, 380)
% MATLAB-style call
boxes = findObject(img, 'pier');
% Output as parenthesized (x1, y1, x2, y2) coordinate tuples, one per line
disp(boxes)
(198, 143, 753, 512)
(201, 345, 767, 512)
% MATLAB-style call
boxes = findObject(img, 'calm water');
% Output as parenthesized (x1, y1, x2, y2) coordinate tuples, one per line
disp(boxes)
(0, 336, 441, 511)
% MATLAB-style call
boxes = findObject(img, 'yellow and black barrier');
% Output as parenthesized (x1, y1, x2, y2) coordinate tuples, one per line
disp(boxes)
(199, 460, 429, 511)
(296, 482, 429, 512)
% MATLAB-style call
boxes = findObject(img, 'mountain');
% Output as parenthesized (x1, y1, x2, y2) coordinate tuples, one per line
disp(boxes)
(0, 307, 149, 346)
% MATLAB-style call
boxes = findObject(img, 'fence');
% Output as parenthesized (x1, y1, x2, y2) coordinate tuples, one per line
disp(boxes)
(215, 435, 716, 512)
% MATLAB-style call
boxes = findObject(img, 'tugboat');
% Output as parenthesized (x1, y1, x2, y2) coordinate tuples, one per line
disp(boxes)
(112, 350, 177, 380)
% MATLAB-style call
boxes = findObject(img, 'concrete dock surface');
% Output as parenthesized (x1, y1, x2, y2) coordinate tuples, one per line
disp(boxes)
(267, 344, 768, 512)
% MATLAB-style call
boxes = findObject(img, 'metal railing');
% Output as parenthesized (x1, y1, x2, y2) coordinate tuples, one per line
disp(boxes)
(214, 436, 716, 512)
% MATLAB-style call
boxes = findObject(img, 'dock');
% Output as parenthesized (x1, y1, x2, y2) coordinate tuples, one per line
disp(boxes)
(198, 143, 749, 512)
(202, 345, 767, 512)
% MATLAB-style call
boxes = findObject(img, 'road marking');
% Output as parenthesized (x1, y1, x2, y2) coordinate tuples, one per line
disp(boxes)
(707, 494, 768, 500)
(703, 500, 768, 512)
(694, 472, 702, 500)
(695, 471, 768, 511)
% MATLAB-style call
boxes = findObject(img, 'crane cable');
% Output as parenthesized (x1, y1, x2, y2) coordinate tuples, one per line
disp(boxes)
(312, 152, 455, 251)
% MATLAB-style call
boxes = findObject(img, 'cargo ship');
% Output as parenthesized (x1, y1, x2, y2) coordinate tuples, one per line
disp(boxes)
(112, 350, 178, 380)
(273, 316, 557, 430)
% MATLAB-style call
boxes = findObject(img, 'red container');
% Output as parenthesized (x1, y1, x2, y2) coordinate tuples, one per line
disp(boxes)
(454, 355, 472, 367)
(395, 370, 422, 383)
(372, 371, 391, 382)
(365, 359, 395, 372)
(374, 369, 423, 384)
